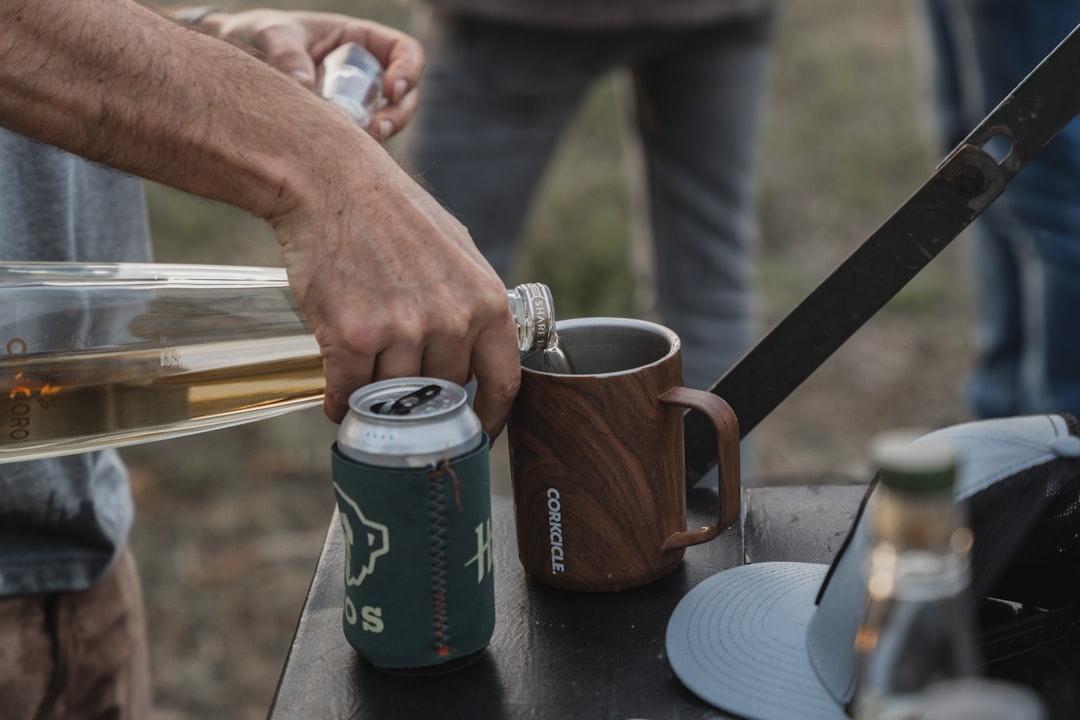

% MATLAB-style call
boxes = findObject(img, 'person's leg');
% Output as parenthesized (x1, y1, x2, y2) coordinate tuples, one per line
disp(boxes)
(0, 550, 150, 720)
(920, 0, 969, 148)
(0, 591, 54, 719)
(51, 548, 151, 719)
(934, 0, 1080, 417)
(630, 11, 775, 393)
(923, 0, 1028, 417)
(404, 14, 604, 277)
(981, 0, 1080, 416)
(966, 206, 1027, 417)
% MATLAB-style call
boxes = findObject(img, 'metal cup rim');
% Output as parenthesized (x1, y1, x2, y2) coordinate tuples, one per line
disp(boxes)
(522, 316, 681, 378)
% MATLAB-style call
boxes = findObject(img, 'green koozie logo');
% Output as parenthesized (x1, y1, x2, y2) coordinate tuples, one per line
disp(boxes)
(333, 485, 390, 631)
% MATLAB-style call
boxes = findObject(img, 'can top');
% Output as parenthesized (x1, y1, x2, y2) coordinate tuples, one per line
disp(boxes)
(350, 378, 468, 420)
(338, 377, 483, 468)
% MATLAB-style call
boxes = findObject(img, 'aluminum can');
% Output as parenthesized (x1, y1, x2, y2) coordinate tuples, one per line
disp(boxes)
(331, 377, 493, 673)
(337, 377, 483, 468)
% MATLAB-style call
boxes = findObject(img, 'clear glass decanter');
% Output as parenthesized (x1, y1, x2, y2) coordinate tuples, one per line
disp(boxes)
(1, 262, 555, 463)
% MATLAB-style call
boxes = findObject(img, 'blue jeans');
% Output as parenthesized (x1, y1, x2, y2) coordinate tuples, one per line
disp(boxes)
(923, 0, 1080, 417)
(404, 11, 775, 392)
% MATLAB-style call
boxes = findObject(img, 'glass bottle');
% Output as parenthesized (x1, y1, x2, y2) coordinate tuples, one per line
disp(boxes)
(852, 431, 979, 720)
(508, 282, 578, 374)
(507, 282, 556, 352)
(321, 42, 385, 128)
(0, 262, 555, 463)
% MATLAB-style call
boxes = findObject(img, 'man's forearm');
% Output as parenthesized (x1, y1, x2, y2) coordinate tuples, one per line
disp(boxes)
(0, 0, 371, 221)
(0, 1, 523, 435)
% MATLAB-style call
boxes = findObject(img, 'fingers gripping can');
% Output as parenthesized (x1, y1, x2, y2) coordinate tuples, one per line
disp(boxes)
(331, 377, 493, 673)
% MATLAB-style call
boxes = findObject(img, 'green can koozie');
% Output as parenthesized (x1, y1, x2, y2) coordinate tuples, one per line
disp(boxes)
(331, 438, 495, 673)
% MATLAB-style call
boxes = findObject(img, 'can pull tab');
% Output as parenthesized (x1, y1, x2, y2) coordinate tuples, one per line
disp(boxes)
(372, 384, 443, 415)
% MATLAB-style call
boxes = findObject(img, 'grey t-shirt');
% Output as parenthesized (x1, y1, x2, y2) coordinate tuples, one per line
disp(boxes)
(419, 0, 777, 29)
(0, 128, 151, 595)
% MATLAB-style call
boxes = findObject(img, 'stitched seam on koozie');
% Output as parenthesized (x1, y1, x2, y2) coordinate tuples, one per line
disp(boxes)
(428, 466, 451, 657)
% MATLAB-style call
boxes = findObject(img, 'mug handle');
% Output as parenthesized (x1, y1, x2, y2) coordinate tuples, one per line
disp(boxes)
(657, 387, 740, 552)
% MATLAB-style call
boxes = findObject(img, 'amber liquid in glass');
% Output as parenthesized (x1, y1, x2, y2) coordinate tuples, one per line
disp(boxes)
(2, 336, 324, 462)
(1, 262, 562, 463)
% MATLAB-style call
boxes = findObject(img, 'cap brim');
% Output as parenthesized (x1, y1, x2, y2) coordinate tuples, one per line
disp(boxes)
(665, 562, 846, 720)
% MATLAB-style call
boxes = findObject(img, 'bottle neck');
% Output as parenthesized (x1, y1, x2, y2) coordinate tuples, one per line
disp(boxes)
(865, 485, 973, 602)
(507, 284, 556, 352)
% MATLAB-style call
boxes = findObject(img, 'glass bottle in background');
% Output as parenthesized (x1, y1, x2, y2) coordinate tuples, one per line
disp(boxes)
(0, 262, 556, 463)
(852, 431, 978, 720)
(320, 43, 385, 128)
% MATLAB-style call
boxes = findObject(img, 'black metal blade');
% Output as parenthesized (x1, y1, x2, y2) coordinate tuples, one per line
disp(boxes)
(685, 23, 1080, 487)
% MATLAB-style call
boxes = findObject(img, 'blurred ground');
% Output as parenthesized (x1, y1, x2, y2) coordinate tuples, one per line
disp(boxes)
(125, 0, 977, 716)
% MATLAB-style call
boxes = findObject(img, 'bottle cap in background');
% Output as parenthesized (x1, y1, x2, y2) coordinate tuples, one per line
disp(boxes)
(872, 430, 958, 493)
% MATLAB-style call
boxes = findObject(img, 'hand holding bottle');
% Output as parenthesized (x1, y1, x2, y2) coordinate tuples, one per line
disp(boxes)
(0, 263, 552, 462)
(172, 9, 517, 434)
(196, 9, 422, 141)
(270, 167, 521, 439)
(0, 3, 520, 437)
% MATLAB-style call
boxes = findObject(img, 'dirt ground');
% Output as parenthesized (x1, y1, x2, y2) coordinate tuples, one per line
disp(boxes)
(123, 1, 980, 717)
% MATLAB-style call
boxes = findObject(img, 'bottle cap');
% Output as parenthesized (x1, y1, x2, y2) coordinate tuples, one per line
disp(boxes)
(512, 283, 556, 351)
(871, 430, 957, 493)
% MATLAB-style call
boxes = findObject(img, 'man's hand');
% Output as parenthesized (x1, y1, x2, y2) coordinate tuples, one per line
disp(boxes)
(0, 1, 520, 438)
(197, 11, 519, 436)
(202, 10, 423, 141)
(197, 10, 520, 436)
(268, 137, 521, 436)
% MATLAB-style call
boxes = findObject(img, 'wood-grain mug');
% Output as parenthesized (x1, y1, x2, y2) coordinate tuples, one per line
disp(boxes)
(508, 317, 740, 591)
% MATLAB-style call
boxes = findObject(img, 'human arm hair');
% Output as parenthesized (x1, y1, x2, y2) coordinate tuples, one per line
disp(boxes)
(0, 0, 338, 218)
(0, 0, 521, 435)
